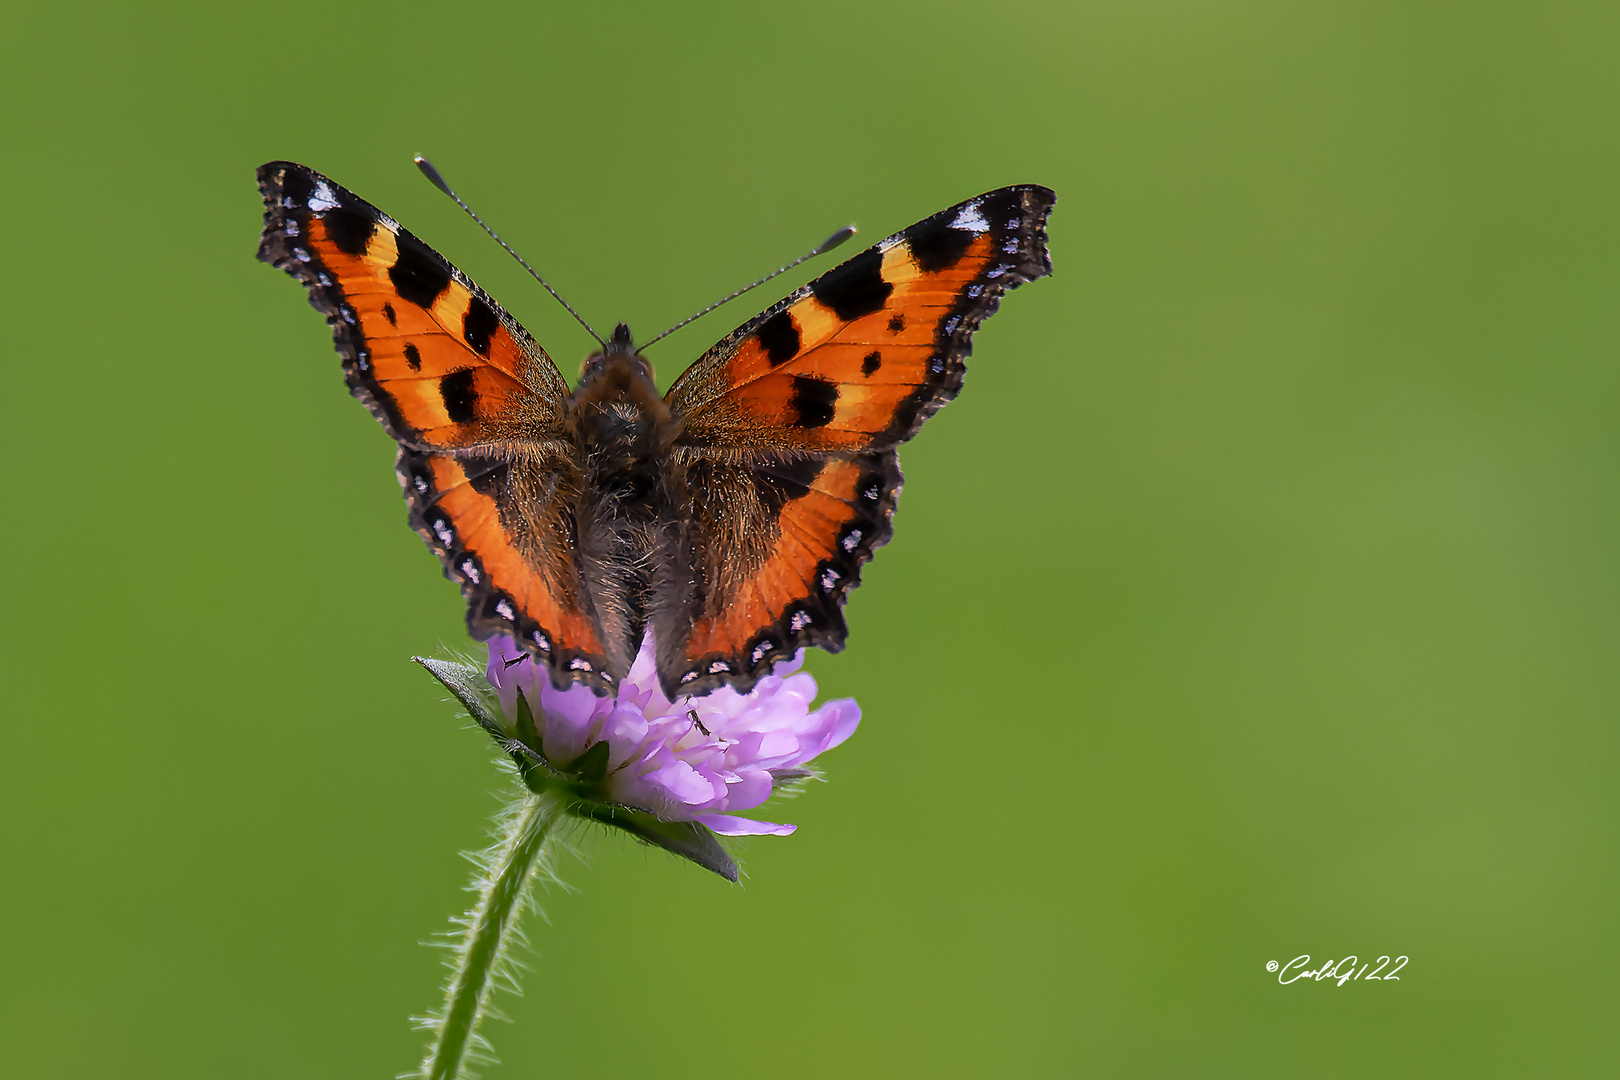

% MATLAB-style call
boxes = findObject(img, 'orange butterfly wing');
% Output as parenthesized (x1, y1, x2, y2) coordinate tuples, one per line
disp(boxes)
(661, 186, 1055, 695)
(256, 162, 612, 691)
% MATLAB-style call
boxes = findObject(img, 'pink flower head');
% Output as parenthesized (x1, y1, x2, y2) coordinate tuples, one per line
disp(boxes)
(484, 635, 860, 837)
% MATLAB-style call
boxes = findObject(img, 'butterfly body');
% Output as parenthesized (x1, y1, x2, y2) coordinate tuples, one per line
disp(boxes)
(564, 324, 694, 683)
(257, 162, 1053, 699)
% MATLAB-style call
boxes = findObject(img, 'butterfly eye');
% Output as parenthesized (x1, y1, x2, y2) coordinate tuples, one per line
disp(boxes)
(577, 351, 655, 384)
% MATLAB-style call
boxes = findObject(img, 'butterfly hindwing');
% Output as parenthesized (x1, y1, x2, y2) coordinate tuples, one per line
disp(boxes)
(397, 447, 611, 690)
(658, 185, 1054, 694)
(666, 451, 903, 696)
(256, 161, 615, 691)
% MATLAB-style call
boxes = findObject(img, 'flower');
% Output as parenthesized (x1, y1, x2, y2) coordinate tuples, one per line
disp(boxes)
(483, 635, 860, 837)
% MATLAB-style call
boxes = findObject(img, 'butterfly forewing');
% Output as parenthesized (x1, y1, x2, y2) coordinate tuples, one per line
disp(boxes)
(256, 162, 616, 692)
(665, 185, 1054, 452)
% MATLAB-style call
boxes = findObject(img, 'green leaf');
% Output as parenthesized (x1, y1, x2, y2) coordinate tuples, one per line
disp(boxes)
(568, 800, 738, 882)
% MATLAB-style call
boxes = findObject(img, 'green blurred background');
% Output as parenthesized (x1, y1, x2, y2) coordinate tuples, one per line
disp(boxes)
(3, 1, 1616, 1076)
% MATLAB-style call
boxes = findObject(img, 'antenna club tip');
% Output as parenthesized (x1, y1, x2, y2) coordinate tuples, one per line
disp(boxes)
(816, 225, 858, 254)
(413, 155, 454, 197)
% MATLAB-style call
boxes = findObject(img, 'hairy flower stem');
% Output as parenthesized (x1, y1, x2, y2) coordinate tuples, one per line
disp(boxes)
(423, 789, 565, 1080)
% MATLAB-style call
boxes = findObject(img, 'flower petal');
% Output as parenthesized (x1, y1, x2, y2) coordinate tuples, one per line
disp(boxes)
(694, 812, 796, 837)
(484, 639, 531, 720)
(802, 698, 861, 758)
(643, 755, 725, 807)
(721, 769, 775, 812)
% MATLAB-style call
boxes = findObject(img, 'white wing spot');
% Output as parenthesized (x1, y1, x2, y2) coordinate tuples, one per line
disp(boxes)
(432, 519, 454, 545)
(494, 599, 514, 620)
(461, 559, 482, 584)
(308, 181, 340, 212)
(951, 200, 989, 233)
(570, 658, 593, 671)
(531, 630, 551, 652)
(842, 529, 862, 552)
(790, 611, 813, 631)
(709, 660, 731, 674)
(820, 568, 840, 592)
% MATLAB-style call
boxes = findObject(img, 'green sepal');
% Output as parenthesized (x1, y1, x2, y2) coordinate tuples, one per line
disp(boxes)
(414, 657, 507, 742)
(512, 685, 544, 759)
(563, 740, 611, 785)
(506, 690, 558, 790)
(569, 800, 738, 882)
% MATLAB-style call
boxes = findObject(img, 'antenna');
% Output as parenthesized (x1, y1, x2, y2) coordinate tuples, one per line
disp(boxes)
(639, 224, 858, 351)
(412, 155, 605, 347)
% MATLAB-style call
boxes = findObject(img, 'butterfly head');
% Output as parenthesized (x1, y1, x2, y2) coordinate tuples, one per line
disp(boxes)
(579, 321, 654, 386)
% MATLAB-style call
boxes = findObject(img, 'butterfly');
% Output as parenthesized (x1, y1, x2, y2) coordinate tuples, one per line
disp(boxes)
(256, 161, 1053, 699)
